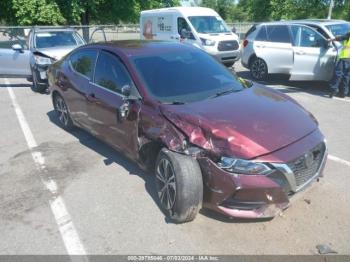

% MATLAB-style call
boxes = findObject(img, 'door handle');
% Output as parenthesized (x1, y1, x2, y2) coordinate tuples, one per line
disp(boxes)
(296, 51, 305, 55)
(256, 45, 265, 48)
(86, 93, 100, 103)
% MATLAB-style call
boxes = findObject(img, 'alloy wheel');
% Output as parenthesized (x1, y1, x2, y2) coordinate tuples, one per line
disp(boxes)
(55, 96, 69, 126)
(251, 58, 267, 80)
(156, 158, 177, 212)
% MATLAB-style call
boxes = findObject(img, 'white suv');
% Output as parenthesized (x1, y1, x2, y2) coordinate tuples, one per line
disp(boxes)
(241, 21, 338, 81)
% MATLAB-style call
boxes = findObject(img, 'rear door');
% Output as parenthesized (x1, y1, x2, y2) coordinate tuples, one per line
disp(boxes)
(253, 25, 294, 74)
(0, 30, 31, 76)
(88, 50, 140, 159)
(290, 25, 337, 81)
(63, 48, 98, 129)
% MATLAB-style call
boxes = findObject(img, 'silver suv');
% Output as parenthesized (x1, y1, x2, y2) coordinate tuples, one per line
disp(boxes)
(0, 28, 85, 92)
(241, 21, 340, 81)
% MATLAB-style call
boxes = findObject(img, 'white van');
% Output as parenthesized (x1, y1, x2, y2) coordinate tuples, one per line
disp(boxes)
(140, 7, 240, 67)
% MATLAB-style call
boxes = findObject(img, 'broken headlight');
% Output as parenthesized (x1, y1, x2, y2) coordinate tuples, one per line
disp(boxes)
(218, 157, 271, 175)
(34, 55, 52, 65)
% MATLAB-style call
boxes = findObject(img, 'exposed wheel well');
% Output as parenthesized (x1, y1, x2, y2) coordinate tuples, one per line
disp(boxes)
(139, 140, 166, 172)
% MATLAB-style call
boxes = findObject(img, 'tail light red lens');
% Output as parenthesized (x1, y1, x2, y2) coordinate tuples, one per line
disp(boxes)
(242, 39, 249, 48)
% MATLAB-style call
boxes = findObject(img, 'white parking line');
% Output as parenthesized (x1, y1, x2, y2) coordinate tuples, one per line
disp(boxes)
(5, 79, 88, 258)
(328, 154, 350, 167)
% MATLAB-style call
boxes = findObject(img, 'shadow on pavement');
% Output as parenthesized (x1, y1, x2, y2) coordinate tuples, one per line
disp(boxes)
(0, 83, 32, 88)
(235, 69, 332, 99)
(46, 110, 171, 223)
(47, 110, 268, 224)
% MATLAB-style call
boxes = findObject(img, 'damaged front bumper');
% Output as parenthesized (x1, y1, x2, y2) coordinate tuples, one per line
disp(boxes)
(197, 136, 328, 219)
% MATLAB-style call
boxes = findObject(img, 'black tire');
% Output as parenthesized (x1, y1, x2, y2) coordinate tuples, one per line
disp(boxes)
(250, 57, 268, 81)
(155, 148, 203, 223)
(224, 61, 235, 68)
(31, 70, 47, 93)
(53, 94, 74, 130)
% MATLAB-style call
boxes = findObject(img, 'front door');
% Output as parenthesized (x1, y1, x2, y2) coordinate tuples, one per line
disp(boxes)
(0, 30, 31, 76)
(290, 25, 337, 81)
(87, 50, 140, 159)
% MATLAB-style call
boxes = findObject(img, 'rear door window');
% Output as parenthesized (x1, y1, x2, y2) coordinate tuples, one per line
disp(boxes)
(70, 49, 97, 80)
(255, 25, 268, 41)
(266, 25, 291, 43)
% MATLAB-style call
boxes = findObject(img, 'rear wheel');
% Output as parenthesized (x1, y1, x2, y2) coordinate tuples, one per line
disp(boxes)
(250, 57, 268, 81)
(155, 148, 203, 223)
(53, 94, 74, 130)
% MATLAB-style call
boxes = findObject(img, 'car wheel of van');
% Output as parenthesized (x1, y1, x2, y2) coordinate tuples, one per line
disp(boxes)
(53, 94, 74, 130)
(155, 148, 203, 223)
(31, 70, 47, 93)
(250, 57, 268, 81)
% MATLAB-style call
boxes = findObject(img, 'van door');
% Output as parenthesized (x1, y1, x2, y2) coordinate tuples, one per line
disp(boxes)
(253, 25, 294, 74)
(290, 25, 337, 81)
(177, 17, 197, 44)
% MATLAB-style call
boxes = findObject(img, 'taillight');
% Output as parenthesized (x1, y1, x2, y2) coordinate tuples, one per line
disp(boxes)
(243, 39, 249, 48)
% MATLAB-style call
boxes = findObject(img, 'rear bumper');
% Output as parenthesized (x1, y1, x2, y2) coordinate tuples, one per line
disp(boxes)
(199, 129, 327, 219)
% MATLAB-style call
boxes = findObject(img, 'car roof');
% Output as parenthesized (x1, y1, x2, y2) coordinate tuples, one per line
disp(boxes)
(33, 28, 77, 33)
(258, 19, 349, 27)
(141, 7, 218, 17)
(85, 40, 196, 57)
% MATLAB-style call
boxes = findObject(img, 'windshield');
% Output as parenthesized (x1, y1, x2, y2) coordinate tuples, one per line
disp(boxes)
(35, 31, 84, 49)
(132, 49, 244, 104)
(188, 16, 230, 34)
(326, 23, 350, 38)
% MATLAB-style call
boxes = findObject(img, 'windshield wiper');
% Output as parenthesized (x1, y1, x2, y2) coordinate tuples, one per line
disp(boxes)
(209, 89, 239, 99)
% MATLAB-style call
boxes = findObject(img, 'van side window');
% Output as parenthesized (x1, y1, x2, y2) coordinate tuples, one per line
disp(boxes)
(255, 25, 267, 41)
(177, 18, 195, 39)
(266, 25, 291, 44)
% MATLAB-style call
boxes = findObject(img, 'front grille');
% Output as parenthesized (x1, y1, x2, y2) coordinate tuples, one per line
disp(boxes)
(218, 40, 239, 51)
(287, 142, 326, 187)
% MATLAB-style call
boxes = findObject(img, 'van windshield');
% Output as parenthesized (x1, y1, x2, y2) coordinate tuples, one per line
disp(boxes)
(132, 49, 243, 104)
(188, 16, 230, 34)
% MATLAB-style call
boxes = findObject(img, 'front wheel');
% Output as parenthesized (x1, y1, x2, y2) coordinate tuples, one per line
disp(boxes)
(250, 57, 268, 81)
(53, 94, 74, 130)
(155, 149, 203, 223)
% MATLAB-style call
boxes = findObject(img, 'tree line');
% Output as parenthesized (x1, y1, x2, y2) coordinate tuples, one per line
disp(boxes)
(202, 0, 349, 22)
(0, 0, 349, 26)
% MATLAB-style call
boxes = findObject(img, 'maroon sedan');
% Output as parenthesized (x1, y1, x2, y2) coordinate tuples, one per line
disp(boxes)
(48, 41, 327, 223)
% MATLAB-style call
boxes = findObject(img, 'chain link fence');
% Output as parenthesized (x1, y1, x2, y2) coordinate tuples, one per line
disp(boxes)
(0, 22, 254, 50)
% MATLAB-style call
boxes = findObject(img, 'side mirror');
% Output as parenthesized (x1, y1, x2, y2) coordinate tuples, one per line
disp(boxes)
(121, 84, 131, 97)
(12, 44, 23, 52)
(180, 28, 190, 39)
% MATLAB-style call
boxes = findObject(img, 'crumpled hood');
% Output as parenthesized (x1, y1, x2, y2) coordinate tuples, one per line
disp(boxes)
(160, 85, 317, 159)
(35, 45, 78, 60)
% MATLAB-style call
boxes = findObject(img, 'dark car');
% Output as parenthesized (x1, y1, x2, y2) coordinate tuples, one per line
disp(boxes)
(48, 41, 327, 223)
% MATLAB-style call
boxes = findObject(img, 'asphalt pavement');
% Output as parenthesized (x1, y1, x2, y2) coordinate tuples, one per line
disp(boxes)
(0, 64, 350, 255)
